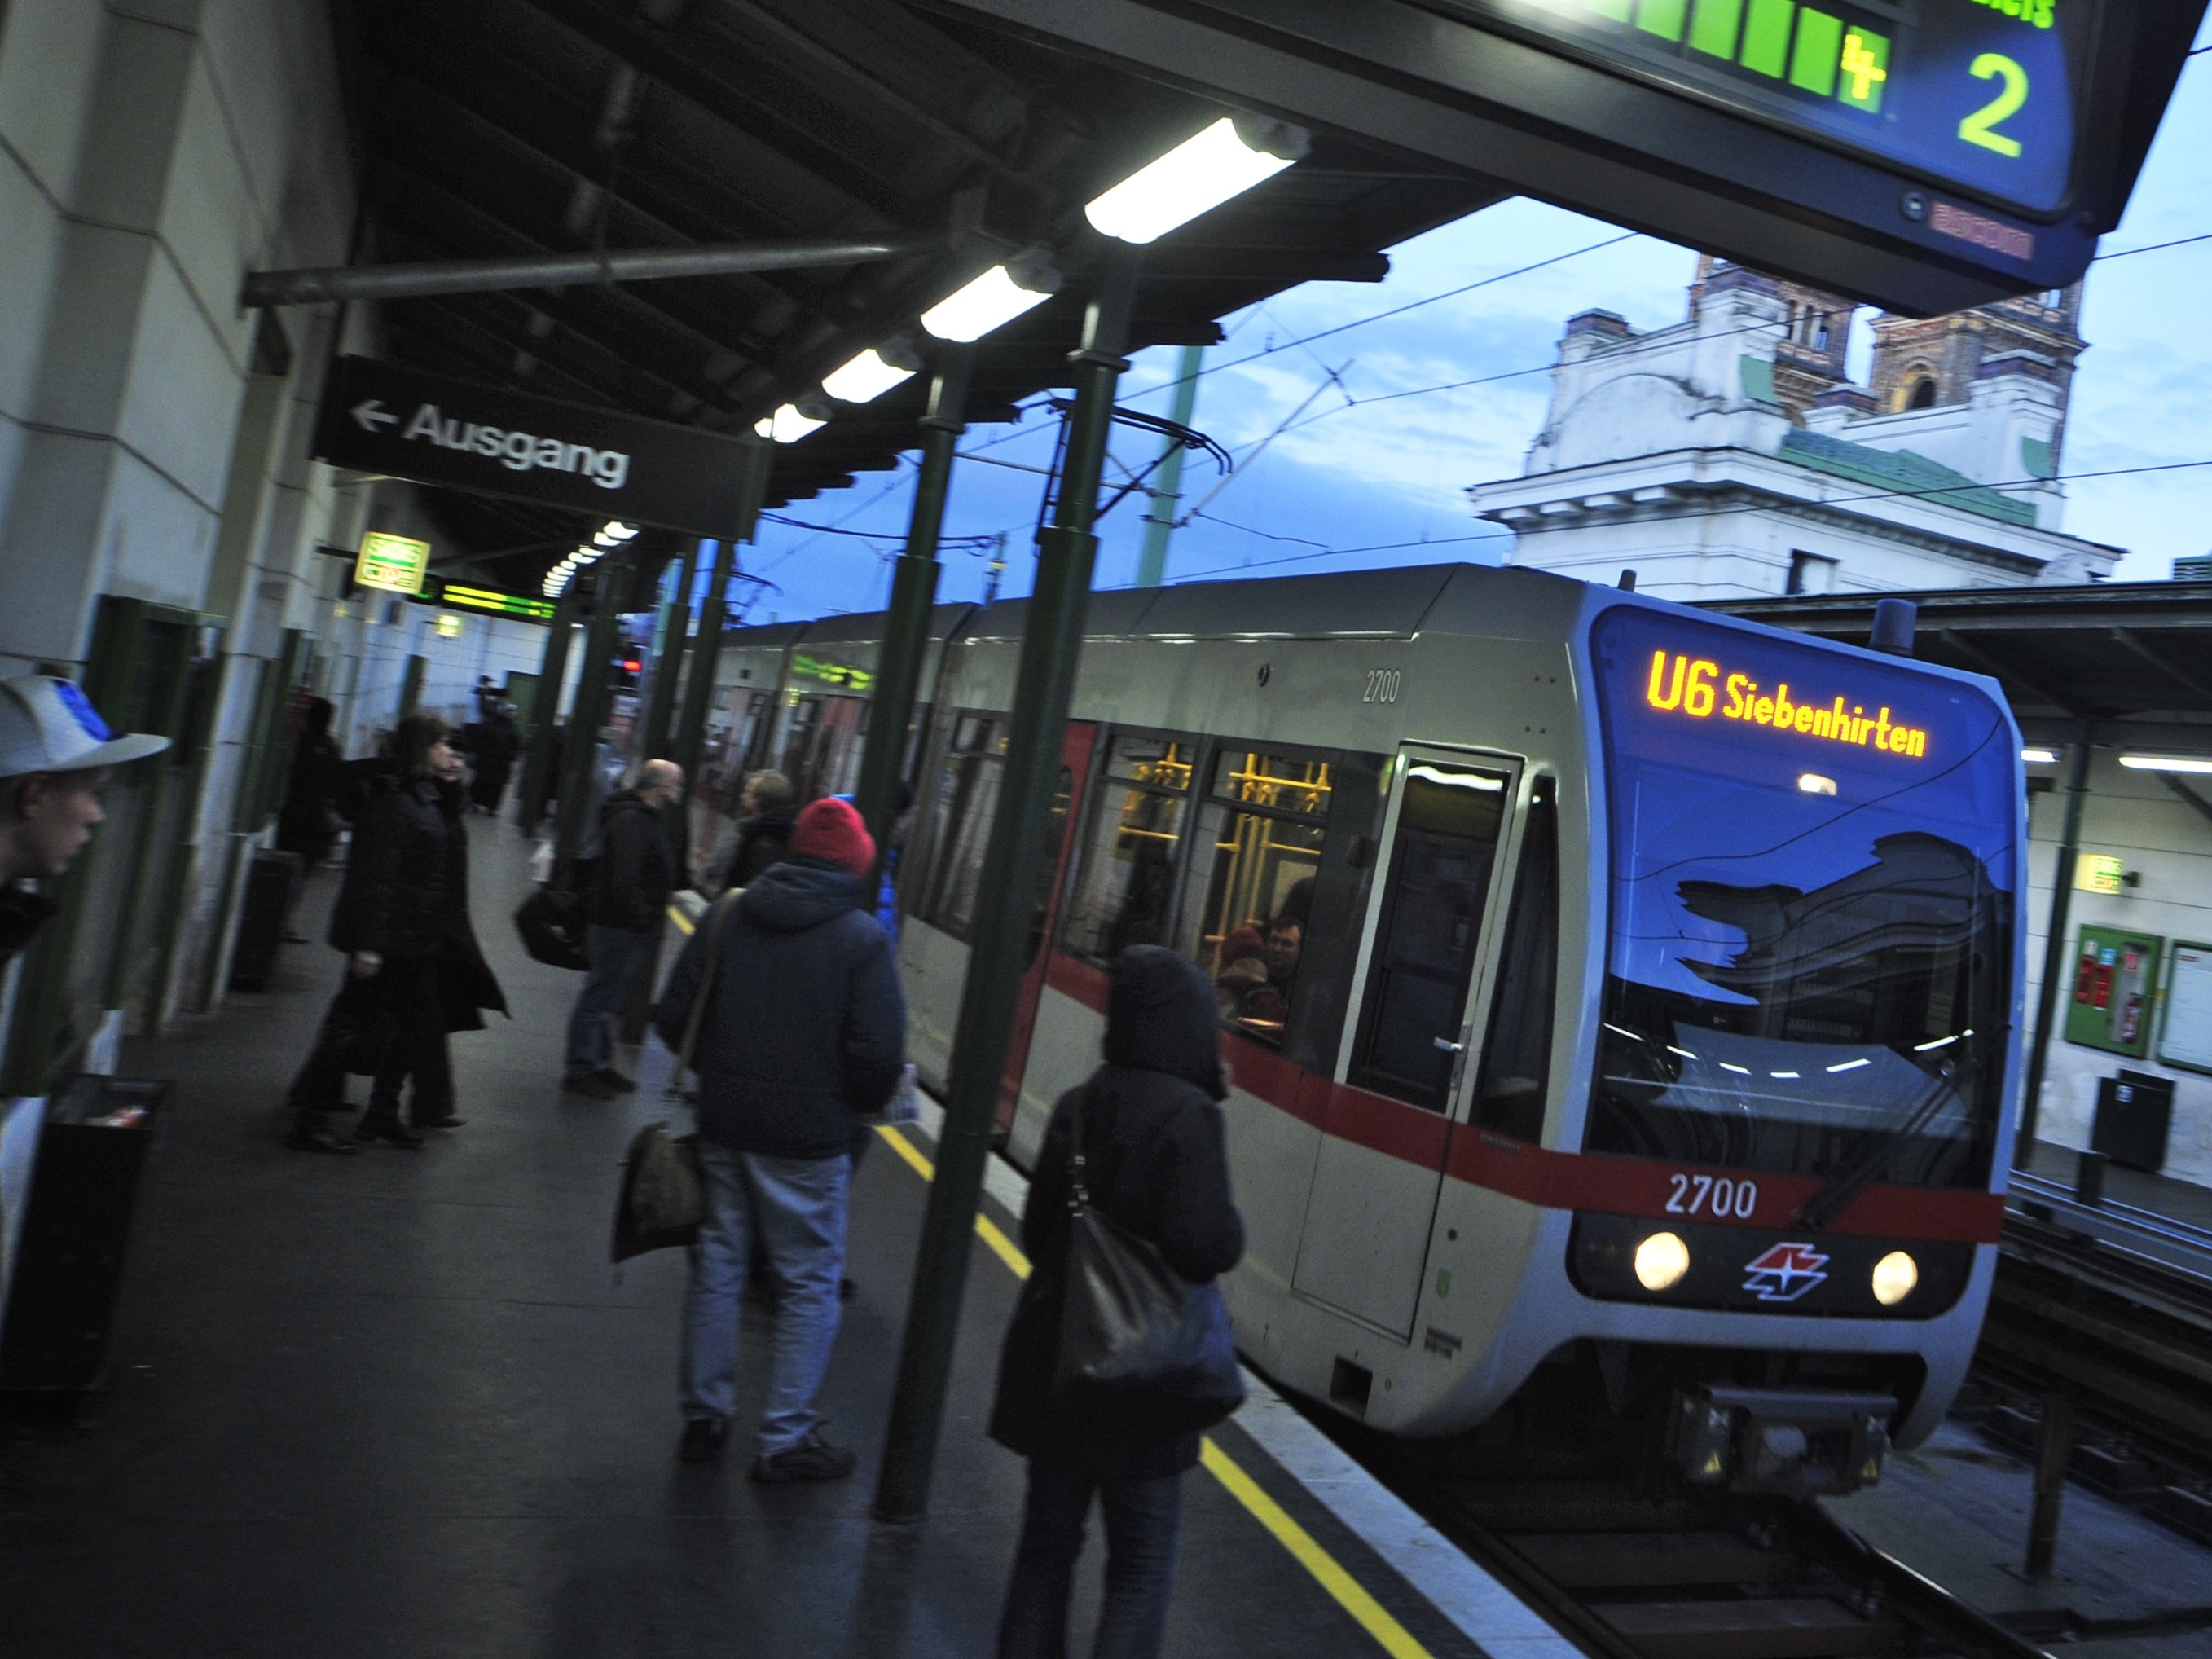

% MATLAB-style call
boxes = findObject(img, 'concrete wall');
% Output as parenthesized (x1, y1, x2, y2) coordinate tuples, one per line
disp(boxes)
(2022, 750, 2212, 1184)
(0, 0, 359, 1026)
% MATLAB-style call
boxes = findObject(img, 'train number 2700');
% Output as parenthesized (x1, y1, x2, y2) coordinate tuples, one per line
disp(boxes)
(1665, 1173, 1758, 1220)
(1361, 668, 1402, 704)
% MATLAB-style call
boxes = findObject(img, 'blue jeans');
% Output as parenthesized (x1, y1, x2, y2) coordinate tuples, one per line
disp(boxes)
(564, 924, 653, 1079)
(997, 1457, 1185, 1659)
(680, 1142, 849, 1456)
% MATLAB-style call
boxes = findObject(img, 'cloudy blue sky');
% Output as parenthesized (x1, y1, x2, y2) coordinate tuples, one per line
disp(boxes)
(737, 33, 2212, 623)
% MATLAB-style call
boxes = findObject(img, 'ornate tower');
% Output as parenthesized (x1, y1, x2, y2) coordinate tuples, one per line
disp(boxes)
(1868, 287, 2086, 461)
(1689, 254, 1854, 423)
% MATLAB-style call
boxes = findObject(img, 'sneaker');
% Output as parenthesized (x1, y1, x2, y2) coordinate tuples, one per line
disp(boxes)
(355, 1116, 424, 1149)
(677, 1419, 729, 1464)
(595, 1067, 638, 1094)
(750, 1431, 856, 1484)
(561, 1072, 620, 1100)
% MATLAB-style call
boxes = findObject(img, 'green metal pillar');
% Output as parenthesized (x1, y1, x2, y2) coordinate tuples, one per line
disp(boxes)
(2016, 726, 2094, 1163)
(875, 243, 1142, 1525)
(1134, 344, 1203, 587)
(854, 347, 971, 857)
(553, 554, 637, 871)
(518, 588, 580, 832)
(669, 438, 772, 879)
(639, 553, 688, 761)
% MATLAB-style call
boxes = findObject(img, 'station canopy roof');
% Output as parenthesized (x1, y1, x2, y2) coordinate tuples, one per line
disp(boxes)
(1709, 582, 2212, 756)
(332, 0, 1506, 592)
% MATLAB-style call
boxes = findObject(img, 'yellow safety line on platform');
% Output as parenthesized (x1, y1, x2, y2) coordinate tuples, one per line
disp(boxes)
(663, 903, 1431, 1656)
(875, 1124, 1435, 1659)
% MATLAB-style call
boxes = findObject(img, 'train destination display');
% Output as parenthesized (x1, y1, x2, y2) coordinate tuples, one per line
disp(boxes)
(1431, 0, 2091, 216)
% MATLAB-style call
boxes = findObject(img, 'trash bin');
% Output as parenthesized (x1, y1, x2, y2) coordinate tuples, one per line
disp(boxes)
(2091, 1069, 2175, 1175)
(229, 848, 302, 991)
(0, 1075, 166, 1393)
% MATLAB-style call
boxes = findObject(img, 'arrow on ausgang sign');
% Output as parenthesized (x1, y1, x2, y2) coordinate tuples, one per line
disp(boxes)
(310, 355, 763, 539)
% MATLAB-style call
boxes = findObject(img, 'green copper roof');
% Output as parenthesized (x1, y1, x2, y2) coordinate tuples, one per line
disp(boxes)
(1778, 427, 2038, 528)
(1739, 355, 1779, 407)
(2021, 436, 2056, 480)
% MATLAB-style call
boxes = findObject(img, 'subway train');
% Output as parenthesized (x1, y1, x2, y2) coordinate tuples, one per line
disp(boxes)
(696, 562, 2023, 1495)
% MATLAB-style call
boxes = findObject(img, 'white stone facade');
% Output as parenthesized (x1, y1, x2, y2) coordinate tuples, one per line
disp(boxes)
(1470, 265, 2119, 602)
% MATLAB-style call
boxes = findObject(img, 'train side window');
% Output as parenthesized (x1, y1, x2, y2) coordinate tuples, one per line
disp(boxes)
(1061, 734, 1196, 965)
(1473, 777, 1557, 1142)
(1176, 747, 1333, 1050)
(1347, 760, 1511, 1112)
(915, 712, 1005, 941)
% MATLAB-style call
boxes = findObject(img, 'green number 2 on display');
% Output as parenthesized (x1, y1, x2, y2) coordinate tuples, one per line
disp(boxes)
(1959, 52, 2029, 158)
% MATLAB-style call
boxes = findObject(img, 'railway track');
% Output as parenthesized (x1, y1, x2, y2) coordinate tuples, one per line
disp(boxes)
(1399, 1475, 2051, 1659)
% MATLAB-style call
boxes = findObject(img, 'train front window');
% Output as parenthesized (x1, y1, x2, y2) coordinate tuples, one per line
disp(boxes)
(1588, 610, 2017, 1188)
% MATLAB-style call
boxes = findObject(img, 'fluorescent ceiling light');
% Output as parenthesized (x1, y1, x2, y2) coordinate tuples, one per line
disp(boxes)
(2118, 753, 2212, 773)
(1797, 772, 1836, 796)
(1084, 117, 1301, 244)
(921, 266, 1053, 343)
(759, 403, 828, 444)
(2021, 747, 2058, 764)
(822, 348, 917, 404)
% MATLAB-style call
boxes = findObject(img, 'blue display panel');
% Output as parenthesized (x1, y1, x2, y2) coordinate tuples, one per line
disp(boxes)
(1423, 0, 2095, 216)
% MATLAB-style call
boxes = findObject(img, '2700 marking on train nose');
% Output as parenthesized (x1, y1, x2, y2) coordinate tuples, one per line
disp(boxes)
(1665, 1172, 1759, 1220)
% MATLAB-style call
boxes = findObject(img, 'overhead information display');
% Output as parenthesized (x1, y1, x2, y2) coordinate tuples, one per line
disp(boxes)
(941, 0, 2204, 312)
(1433, 0, 2090, 217)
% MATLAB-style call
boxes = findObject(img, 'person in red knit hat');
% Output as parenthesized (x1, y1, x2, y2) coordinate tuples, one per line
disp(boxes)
(786, 794, 874, 875)
(654, 792, 906, 1479)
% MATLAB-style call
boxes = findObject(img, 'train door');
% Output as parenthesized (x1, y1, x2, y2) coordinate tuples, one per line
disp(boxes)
(997, 721, 1096, 1132)
(1291, 747, 1522, 1337)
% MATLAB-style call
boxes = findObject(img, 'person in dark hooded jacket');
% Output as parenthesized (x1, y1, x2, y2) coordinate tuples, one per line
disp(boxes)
(990, 946, 1245, 1659)
(653, 795, 904, 1480)
(284, 714, 507, 1152)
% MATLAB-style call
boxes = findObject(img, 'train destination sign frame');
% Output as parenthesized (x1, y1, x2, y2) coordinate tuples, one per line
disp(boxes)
(941, 0, 2205, 312)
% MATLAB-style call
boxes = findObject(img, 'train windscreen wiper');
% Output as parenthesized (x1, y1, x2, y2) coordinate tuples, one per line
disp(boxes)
(1793, 1068, 1958, 1231)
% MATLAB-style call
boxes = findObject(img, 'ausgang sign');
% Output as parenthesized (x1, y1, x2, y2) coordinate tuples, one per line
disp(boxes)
(310, 357, 759, 536)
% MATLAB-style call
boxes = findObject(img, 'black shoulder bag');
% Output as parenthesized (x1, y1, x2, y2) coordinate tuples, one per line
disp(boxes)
(1052, 1088, 1245, 1429)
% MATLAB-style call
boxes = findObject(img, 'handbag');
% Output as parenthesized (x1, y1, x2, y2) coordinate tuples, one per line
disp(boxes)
(321, 975, 394, 1076)
(1051, 1088, 1245, 1428)
(514, 885, 589, 971)
(609, 892, 738, 1262)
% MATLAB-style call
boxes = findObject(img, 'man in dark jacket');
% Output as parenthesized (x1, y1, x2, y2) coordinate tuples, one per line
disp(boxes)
(654, 795, 904, 1479)
(991, 947, 1245, 1659)
(711, 768, 796, 894)
(563, 759, 681, 1098)
(467, 702, 521, 816)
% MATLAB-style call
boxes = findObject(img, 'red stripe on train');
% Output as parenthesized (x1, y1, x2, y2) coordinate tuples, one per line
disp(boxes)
(1040, 949, 2003, 1246)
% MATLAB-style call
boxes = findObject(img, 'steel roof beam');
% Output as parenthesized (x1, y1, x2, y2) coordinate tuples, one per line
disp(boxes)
(244, 231, 937, 308)
(2110, 625, 2212, 703)
(1936, 628, 2093, 720)
(519, 0, 911, 221)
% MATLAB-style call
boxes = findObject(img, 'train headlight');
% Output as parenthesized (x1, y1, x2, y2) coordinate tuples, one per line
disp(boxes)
(1634, 1231, 1691, 1292)
(1871, 1251, 1919, 1306)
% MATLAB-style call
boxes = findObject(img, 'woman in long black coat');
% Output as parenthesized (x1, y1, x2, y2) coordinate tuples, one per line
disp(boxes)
(990, 947, 1245, 1659)
(284, 714, 507, 1153)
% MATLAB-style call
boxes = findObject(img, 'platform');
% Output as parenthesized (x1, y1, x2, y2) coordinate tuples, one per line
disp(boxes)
(0, 825, 1568, 1659)
(2019, 1140, 2212, 1234)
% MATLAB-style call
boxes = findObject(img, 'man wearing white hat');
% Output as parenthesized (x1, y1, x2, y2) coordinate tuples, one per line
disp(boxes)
(0, 675, 170, 968)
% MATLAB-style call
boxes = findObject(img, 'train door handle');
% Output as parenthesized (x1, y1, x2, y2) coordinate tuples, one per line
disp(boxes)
(1432, 1036, 1465, 1054)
